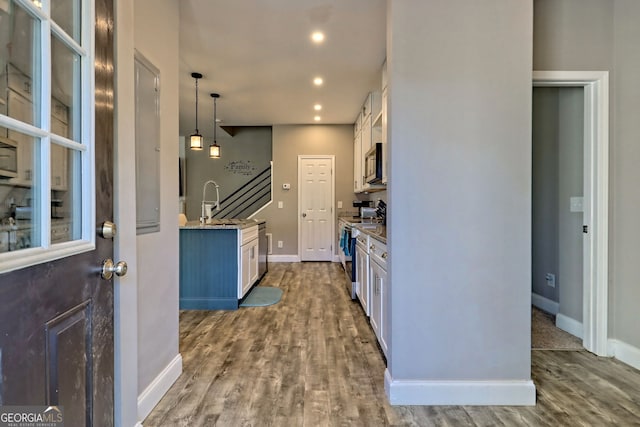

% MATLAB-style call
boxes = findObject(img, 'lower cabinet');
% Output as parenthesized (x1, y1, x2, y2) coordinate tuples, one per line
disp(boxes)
(355, 233, 370, 316)
(369, 237, 388, 358)
(240, 233, 259, 298)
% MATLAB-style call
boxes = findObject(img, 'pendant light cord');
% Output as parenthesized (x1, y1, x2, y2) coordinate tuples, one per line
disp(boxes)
(194, 77, 199, 132)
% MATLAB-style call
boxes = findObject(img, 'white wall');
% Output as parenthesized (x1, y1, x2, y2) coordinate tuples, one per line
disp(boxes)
(386, 0, 534, 405)
(133, 0, 181, 415)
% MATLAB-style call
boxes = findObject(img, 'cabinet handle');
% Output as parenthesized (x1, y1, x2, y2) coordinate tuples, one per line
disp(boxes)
(382, 252, 387, 259)
(370, 244, 375, 251)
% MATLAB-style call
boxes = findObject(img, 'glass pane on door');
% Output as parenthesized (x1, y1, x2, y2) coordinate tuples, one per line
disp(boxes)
(51, 0, 81, 42)
(51, 35, 80, 141)
(0, 127, 40, 254)
(50, 144, 81, 244)
(1, 2, 41, 127)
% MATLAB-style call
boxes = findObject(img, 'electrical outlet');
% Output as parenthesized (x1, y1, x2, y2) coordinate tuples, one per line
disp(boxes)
(545, 273, 556, 288)
(277, 240, 283, 248)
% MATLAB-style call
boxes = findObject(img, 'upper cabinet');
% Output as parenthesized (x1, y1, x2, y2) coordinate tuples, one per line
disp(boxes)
(353, 61, 388, 193)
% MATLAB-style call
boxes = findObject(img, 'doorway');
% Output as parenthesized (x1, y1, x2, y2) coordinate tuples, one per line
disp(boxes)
(532, 71, 609, 356)
(298, 155, 334, 261)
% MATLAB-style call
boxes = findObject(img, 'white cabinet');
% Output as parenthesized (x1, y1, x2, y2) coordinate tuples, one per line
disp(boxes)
(353, 122, 362, 192)
(381, 86, 388, 184)
(239, 225, 259, 298)
(355, 232, 370, 316)
(353, 90, 385, 193)
(369, 237, 388, 357)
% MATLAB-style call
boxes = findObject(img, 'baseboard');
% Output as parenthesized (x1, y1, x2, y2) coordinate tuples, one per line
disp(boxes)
(556, 313, 583, 339)
(531, 293, 559, 315)
(333, 255, 340, 262)
(268, 255, 300, 262)
(137, 354, 182, 422)
(384, 369, 536, 406)
(134, 423, 143, 427)
(609, 339, 640, 371)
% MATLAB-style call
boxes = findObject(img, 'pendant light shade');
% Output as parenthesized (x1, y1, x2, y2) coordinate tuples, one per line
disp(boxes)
(209, 93, 221, 158)
(189, 72, 203, 150)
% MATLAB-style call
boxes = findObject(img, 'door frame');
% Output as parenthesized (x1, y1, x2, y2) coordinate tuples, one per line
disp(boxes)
(532, 71, 609, 356)
(297, 155, 335, 261)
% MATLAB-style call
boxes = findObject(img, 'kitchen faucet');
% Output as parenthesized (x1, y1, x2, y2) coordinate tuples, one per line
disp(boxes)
(201, 180, 220, 224)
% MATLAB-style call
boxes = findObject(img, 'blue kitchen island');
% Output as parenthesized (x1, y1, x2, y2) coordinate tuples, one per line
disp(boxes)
(179, 219, 265, 310)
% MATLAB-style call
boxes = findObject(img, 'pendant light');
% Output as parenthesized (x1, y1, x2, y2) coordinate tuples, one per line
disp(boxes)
(189, 72, 204, 150)
(209, 93, 221, 158)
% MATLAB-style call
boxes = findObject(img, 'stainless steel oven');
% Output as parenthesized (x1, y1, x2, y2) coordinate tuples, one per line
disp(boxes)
(0, 137, 18, 179)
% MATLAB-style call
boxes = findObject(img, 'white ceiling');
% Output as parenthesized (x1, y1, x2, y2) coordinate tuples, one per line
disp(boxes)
(178, 0, 386, 137)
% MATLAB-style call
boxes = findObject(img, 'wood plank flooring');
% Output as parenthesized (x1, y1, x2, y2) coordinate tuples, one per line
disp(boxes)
(144, 262, 640, 426)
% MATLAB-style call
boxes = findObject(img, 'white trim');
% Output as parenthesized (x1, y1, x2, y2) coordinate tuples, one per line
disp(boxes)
(608, 339, 640, 370)
(332, 255, 341, 263)
(134, 423, 143, 427)
(556, 313, 583, 339)
(531, 293, 559, 315)
(268, 255, 301, 263)
(137, 354, 183, 422)
(532, 71, 609, 356)
(297, 155, 335, 262)
(384, 370, 536, 406)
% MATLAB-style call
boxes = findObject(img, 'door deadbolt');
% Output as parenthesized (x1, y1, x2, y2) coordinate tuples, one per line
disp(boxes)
(102, 258, 128, 280)
(99, 221, 117, 239)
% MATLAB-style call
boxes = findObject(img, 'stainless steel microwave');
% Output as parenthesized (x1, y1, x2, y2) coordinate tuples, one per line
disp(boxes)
(0, 136, 18, 179)
(364, 142, 383, 184)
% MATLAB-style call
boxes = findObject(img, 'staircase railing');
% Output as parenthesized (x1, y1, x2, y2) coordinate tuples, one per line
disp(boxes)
(211, 164, 272, 219)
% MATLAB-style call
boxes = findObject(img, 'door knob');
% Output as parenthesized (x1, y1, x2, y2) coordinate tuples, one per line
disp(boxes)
(302, 213, 307, 217)
(102, 258, 128, 280)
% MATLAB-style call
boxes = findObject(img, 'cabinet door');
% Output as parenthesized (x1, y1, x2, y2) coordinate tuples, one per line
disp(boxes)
(381, 87, 388, 184)
(369, 261, 382, 341)
(353, 130, 362, 192)
(241, 243, 252, 297)
(249, 239, 259, 284)
(355, 245, 370, 316)
(361, 114, 372, 159)
(379, 264, 389, 357)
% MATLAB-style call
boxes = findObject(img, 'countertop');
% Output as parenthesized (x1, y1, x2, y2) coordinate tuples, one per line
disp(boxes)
(339, 216, 386, 244)
(181, 218, 265, 230)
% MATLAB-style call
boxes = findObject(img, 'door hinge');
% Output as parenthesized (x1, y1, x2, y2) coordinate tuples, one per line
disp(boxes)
(583, 225, 588, 234)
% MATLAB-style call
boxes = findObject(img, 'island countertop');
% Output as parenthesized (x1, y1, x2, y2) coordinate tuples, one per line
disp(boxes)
(181, 218, 265, 230)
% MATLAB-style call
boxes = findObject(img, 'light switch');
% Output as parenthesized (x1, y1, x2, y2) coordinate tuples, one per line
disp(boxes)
(278, 201, 283, 209)
(570, 197, 584, 213)
(338, 201, 343, 209)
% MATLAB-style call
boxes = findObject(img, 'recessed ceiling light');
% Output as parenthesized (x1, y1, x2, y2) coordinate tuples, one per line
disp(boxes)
(311, 32, 325, 43)
(314, 104, 322, 111)
(313, 77, 323, 86)
(314, 116, 321, 122)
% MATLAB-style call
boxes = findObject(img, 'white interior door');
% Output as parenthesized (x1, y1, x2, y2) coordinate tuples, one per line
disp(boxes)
(299, 155, 334, 261)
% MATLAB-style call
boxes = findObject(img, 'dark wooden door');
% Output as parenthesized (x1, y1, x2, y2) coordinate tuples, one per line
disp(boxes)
(0, 0, 115, 425)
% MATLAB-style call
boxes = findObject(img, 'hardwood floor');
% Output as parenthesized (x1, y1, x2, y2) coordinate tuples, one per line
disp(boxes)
(144, 262, 640, 426)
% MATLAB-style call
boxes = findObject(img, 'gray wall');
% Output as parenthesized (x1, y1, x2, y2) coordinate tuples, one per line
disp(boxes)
(387, 0, 532, 384)
(534, 0, 640, 350)
(532, 87, 559, 303)
(532, 87, 584, 321)
(184, 127, 271, 221)
(558, 88, 584, 322)
(134, 0, 180, 396)
(259, 125, 354, 257)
